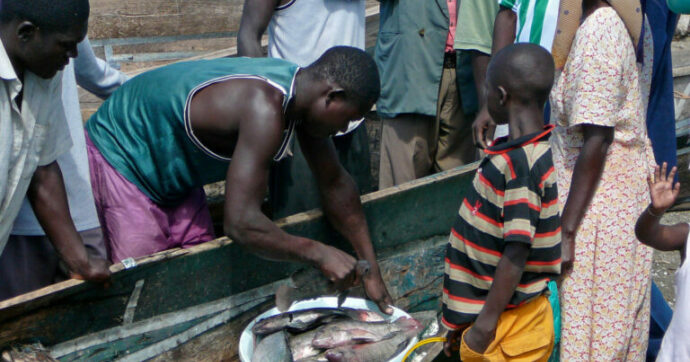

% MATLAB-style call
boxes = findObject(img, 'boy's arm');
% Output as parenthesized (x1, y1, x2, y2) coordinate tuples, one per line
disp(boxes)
(635, 163, 688, 252)
(464, 242, 530, 352)
(237, 0, 280, 57)
(298, 129, 394, 314)
(28, 162, 110, 282)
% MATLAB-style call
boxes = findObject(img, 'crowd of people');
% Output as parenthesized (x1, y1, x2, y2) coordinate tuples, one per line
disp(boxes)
(0, 0, 688, 360)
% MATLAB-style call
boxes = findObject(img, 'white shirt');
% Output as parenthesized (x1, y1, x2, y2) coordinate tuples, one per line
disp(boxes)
(0, 39, 71, 252)
(657, 228, 690, 362)
(11, 38, 127, 236)
(267, 0, 365, 67)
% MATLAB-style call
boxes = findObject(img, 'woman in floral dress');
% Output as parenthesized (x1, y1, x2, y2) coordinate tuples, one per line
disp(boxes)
(550, 1, 656, 360)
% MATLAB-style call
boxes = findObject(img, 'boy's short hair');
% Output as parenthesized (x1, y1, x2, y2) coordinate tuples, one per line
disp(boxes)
(307, 46, 381, 110)
(0, 0, 90, 32)
(487, 43, 555, 106)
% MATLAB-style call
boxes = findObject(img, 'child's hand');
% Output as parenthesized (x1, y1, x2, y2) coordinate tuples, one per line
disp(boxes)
(443, 329, 463, 357)
(648, 162, 680, 215)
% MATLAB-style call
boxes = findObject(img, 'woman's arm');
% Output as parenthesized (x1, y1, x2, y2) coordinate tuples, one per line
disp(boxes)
(560, 124, 613, 275)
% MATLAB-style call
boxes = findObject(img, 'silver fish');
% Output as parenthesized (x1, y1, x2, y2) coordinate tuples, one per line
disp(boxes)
(323, 318, 422, 362)
(276, 261, 370, 312)
(312, 316, 421, 349)
(289, 328, 322, 361)
(251, 330, 292, 362)
(252, 307, 384, 336)
(324, 333, 413, 362)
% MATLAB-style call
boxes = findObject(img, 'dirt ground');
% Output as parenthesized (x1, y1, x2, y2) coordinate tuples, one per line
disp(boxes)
(653, 212, 685, 307)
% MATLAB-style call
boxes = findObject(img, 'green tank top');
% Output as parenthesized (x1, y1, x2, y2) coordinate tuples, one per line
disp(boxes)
(86, 57, 300, 206)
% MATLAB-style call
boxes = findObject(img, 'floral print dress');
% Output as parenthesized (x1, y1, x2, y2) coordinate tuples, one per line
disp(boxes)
(550, 7, 656, 361)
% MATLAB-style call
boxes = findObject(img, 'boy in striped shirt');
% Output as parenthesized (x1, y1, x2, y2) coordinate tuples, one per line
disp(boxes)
(442, 43, 561, 361)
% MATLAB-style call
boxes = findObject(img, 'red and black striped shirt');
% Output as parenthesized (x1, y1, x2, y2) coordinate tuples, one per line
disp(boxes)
(442, 125, 561, 329)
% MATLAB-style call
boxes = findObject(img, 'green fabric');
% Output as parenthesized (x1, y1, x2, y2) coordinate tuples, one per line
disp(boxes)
(374, 0, 451, 118)
(86, 57, 299, 206)
(454, 0, 499, 55)
(547, 280, 561, 362)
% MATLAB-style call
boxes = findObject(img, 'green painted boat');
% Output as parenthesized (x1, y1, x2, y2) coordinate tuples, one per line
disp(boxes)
(0, 163, 478, 361)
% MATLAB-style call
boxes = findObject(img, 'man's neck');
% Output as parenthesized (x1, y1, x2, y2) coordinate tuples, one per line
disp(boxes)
(287, 69, 310, 121)
(506, 107, 545, 140)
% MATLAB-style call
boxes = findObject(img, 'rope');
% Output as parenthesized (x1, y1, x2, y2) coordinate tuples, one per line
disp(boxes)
(401, 337, 447, 362)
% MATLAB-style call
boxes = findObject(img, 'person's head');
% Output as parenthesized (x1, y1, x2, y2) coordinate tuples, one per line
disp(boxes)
(298, 46, 380, 138)
(0, 0, 90, 79)
(485, 43, 554, 125)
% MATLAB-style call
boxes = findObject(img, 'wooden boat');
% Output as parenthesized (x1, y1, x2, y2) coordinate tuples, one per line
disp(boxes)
(0, 163, 478, 361)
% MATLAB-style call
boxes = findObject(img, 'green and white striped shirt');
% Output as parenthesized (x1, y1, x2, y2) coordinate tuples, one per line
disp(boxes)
(498, 0, 559, 52)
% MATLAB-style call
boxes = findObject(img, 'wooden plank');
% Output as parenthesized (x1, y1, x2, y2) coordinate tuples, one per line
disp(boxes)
(0, 164, 477, 349)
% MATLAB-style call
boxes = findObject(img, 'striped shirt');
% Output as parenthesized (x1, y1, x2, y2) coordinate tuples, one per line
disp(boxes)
(442, 125, 561, 329)
(498, 0, 559, 52)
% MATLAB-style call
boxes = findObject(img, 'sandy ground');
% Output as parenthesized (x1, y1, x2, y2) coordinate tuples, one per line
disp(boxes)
(653, 212, 686, 307)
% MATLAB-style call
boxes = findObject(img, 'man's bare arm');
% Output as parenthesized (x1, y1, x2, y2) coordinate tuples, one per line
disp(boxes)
(28, 162, 110, 282)
(222, 89, 357, 288)
(237, 0, 280, 57)
(299, 130, 394, 313)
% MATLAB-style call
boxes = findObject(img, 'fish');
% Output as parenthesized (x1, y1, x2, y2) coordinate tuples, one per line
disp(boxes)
(252, 307, 384, 336)
(276, 261, 370, 312)
(251, 330, 292, 362)
(311, 316, 421, 349)
(324, 333, 414, 362)
(288, 328, 322, 361)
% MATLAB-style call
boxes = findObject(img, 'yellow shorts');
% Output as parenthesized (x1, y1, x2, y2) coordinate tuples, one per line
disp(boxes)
(460, 295, 554, 362)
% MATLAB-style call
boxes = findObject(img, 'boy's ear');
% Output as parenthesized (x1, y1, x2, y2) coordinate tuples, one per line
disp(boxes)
(325, 88, 346, 106)
(497, 86, 508, 106)
(16, 21, 38, 43)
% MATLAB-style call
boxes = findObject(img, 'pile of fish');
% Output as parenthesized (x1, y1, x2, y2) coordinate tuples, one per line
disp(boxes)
(251, 307, 422, 362)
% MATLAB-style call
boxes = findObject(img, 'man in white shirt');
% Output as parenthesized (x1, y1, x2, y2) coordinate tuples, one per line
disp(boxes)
(0, 38, 126, 300)
(0, 0, 110, 288)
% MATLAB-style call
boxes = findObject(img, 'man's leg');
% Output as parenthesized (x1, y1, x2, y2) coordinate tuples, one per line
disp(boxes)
(170, 188, 216, 249)
(0, 235, 60, 301)
(434, 65, 478, 173)
(378, 114, 435, 189)
(86, 134, 173, 263)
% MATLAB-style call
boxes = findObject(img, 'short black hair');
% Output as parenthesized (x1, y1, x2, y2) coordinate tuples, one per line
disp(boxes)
(487, 43, 555, 106)
(0, 0, 90, 32)
(306, 46, 380, 109)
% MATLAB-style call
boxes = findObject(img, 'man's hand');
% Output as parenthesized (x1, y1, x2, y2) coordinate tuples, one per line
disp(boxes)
(472, 106, 495, 149)
(362, 264, 394, 314)
(649, 162, 680, 215)
(69, 256, 111, 283)
(314, 244, 358, 291)
(463, 325, 495, 354)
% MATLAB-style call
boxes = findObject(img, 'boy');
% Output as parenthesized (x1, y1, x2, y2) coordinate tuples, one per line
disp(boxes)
(442, 43, 561, 361)
(85, 46, 393, 313)
(0, 0, 109, 284)
(635, 162, 689, 361)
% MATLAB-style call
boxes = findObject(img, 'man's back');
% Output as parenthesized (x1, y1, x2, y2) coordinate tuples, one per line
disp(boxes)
(86, 57, 300, 206)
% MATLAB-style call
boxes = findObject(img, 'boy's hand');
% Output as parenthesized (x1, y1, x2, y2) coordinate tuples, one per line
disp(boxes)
(463, 325, 495, 354)
(472, 106, 496, 149)
(443, 329, 463, 357)
(649, 162, 680, 215)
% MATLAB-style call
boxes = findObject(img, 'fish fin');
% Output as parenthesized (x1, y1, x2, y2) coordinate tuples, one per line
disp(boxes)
(349, 328, 379, 342)
(275, 285, 297, 312)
